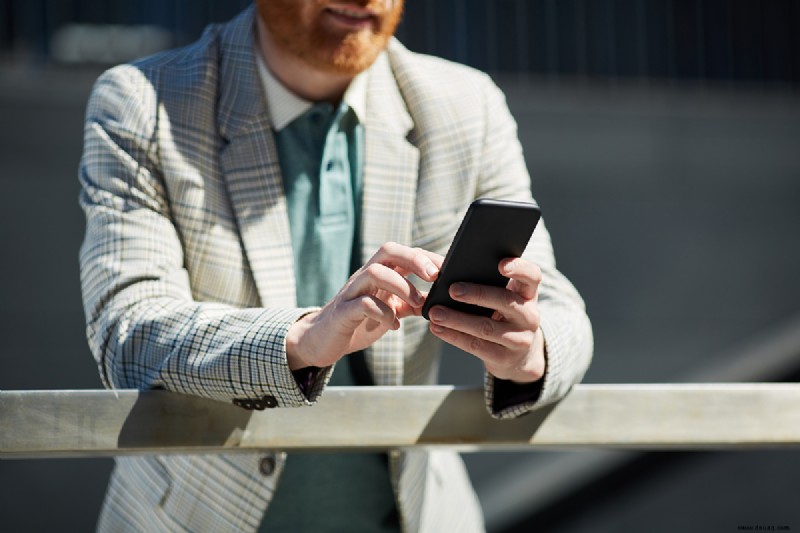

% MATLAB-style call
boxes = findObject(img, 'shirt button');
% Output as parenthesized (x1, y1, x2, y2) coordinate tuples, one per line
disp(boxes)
(259, 456, 276, 476)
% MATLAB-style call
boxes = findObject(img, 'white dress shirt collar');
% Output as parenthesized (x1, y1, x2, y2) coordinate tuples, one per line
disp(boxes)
(254, 45, 369, 131)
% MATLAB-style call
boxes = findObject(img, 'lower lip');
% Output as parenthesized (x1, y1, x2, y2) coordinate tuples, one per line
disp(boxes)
(325, 9, 376, 30)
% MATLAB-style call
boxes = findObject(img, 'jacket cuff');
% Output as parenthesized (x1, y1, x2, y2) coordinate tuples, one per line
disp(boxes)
(484, 313, 556, 419)
(490, 376, 544, 413)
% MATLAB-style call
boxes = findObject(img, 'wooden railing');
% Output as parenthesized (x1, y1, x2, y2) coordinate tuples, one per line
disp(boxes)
(3, 383, 800, 459)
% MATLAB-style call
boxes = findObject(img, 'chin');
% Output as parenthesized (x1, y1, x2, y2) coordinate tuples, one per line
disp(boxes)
(320, 34, 391, 75)
(258, 0, 404, 76)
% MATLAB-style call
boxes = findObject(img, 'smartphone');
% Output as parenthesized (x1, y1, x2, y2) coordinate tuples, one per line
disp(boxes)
(421, 198, 541, 320)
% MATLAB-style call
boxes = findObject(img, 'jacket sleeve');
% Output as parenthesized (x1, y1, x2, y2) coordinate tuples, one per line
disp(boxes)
(79, 65, 330, 407)
(473, 75, 594, 419)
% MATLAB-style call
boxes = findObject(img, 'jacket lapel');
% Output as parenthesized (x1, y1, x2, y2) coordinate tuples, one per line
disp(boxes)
(217, 7, 297, 308)
(215, 14, 420, 381)
(361, 47, 420, 386)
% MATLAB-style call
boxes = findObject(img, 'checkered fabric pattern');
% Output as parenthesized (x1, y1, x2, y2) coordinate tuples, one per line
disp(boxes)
(79, 5, 592, 532)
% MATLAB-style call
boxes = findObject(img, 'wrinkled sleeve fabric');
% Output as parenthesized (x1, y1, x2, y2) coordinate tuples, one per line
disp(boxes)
(473, 75, 594, 419)
(79, 66, 329, 407)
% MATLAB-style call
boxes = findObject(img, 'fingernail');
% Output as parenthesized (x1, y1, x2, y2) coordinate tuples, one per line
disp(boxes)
(430, 324, 444, 334)
(503, 260, 515, 274)
(429, 309, 445, 322)
(425, 263, 439, 279)
(451, 283, 466, 297)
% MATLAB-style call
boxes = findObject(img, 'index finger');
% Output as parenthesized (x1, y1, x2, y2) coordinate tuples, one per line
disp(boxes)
(499, 258, 542, 300)
(368, 242, 441, 282)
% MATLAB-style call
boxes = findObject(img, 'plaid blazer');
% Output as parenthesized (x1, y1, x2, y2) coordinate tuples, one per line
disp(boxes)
(79, 6, 592, 532)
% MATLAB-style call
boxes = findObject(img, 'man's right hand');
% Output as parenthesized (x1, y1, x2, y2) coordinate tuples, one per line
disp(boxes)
(285, 242, 443, 370)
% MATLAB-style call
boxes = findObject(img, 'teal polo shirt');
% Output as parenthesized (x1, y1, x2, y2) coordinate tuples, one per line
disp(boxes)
(256, 54, 400, 532)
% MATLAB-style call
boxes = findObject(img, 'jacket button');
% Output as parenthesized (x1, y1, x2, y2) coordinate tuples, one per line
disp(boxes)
(252, 398, 267, 411)
(259, 456, 276, 476)
(262, 395, 278, 408)
(232, 398, 255, 410)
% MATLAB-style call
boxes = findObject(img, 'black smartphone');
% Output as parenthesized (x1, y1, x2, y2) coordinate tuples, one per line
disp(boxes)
(421, 198, 541, 320)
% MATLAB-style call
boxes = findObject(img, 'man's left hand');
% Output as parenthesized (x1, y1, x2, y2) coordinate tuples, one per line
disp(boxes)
(427, 257, 545, 384)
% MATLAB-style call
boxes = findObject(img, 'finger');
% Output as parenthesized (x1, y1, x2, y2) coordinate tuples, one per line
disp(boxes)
(347, 262, 425, 308)
(428, 322, 510, 366)
(341, 294, 400, 331)
(427, 305, 535, 352)
(506, 278, 538, 302)
(393, 249, 445, 278)
(499, 258, 542, 300)
(389, 293, 424, 319)
(391, 248, 444, 271)
(367, 242, 441, 282)
(418, 248, 445, 269)
(429, 320, 545, 383)
(448, 282, 533, 325)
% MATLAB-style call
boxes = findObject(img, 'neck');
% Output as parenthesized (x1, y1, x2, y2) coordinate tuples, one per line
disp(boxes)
(256, 17, 353, 103)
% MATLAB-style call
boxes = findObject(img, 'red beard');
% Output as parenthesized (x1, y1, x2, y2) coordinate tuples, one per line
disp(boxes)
(256, 0, 404, 76)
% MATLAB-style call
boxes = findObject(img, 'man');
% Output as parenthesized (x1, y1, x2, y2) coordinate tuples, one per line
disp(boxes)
(79, 1, 593, 531)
